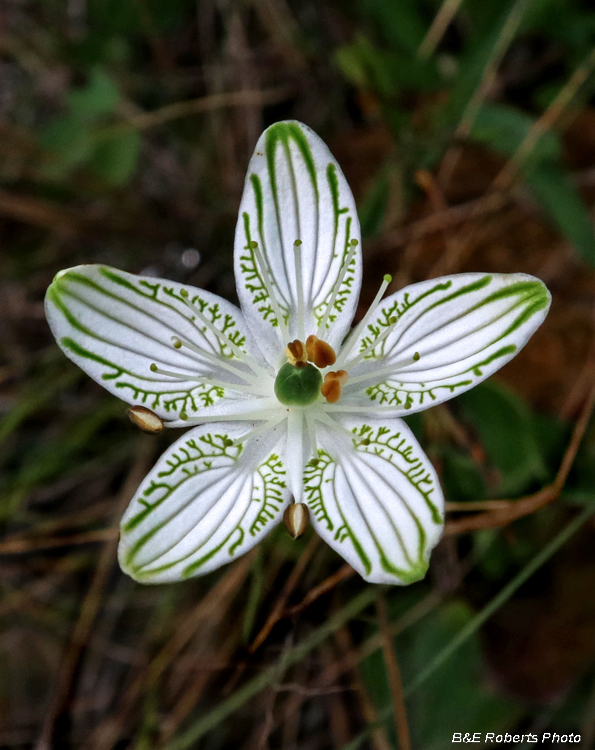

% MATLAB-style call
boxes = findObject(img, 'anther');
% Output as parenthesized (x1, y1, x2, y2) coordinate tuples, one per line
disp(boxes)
(285, 339, 308, 366)
(150, 363, 158, 372)
(283, 503, 310, 539)
(321, 369, 348, 404)
(128, 406, 164, 434)
(306, 335, 336, 368)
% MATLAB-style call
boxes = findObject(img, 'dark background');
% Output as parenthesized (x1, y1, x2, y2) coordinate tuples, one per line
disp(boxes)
(2, 0, 595, 748)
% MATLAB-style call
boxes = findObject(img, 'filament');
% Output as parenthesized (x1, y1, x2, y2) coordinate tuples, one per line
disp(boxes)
(316, 240, 358, 339)
(335, 274, 392, 367)
(294, 240, 305, 341)
(343, 354, 421, 387)
(182, 405, 283, 425)
(320, 403, 412, 414)
(171, 335, 260, 385)
(179, 290, 269, 379)
(149, 363, 270, 395)
(230, 413, 287, 447)
(314, 410, 361, 445)
(305, 410, 318, 461)
(249, 240, 290, 342)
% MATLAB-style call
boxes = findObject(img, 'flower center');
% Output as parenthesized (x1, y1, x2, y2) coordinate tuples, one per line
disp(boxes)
(274, 362, 322, 406)
(275, 335, 348, 406)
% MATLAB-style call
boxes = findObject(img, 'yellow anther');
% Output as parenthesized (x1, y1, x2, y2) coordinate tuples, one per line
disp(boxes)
(285, 339, 308, 367)
(321, 369, 348, 404)
(127, 406, 164, 434)
(283, 503, 310, 538)
(306, 335, 336, 368)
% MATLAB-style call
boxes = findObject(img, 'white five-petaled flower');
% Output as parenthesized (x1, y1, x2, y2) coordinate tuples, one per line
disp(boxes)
(45, 121, 551, 585)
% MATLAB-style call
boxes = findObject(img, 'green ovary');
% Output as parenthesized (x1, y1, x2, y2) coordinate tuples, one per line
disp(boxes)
(274, 363, 322, 406)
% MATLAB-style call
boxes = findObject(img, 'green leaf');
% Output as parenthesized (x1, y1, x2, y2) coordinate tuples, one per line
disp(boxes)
(68, 67, 120, 120)
(470, 103, 561, 163)
(457, 381, 548, 495)
(467, 104, 595, 266)
(39, 115, 95, 171)
(89, 130, 142, 185)
(358, 0, 427, 55)
(358, 170, 390, 238)
(361, 599, 520, 750)
(442, 448, 487, 503)
(335, 35, 439, 97)
(443, 0, 521, 124)
(526, 163, 595, 267)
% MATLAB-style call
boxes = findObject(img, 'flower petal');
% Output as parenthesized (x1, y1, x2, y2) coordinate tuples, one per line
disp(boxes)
(342, 273, 550, 416)
(234, 120, 362, 360)
(304, 417, 444, 585)
(45, 265, 271, 421)
(119, 422, 290, 582)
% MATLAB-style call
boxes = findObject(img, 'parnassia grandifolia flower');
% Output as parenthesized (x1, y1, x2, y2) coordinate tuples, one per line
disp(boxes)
(45, 121, 550, 585)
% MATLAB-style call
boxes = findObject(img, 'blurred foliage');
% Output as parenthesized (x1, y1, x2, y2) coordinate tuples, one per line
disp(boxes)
(2, 0, 595, 747)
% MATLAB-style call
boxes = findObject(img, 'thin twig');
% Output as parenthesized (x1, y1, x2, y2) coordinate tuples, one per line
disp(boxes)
(159, 628, 243, 745)
(163, 587, 383, 750)
(341, 505, 595, 750)
(365, 191, 508, 255)
(91, 552, 254, 750)
(336, 626, 393, 750)
(445, 375, 595, 535)
(438, 0, 533, 187)
(0, 189, 76, 234)
(493, 47, 595, 191)
(559, 333, 595, 421)
(417, 0, 464, 59)
(376, 596, 411, 750)
(34, 445, 150, 750)
(97, 87, 294, 138)
(0, 527, 118, 555)
(445, 500, 515, 512)
(249, 535, 320, 654)
(283, 563, 355, 618)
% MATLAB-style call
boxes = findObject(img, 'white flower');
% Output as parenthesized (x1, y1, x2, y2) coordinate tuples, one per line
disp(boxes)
(45, 121, 550, 585)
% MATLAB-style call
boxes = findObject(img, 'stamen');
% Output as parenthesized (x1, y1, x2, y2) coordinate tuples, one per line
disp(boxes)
(149, 363, 269, 395)
(320, 370, 348, 404)
(343, 354, 421, 387)
(171, 336, 260, 385)
(249, 240, 290, 342)
(128, 406, 163, 434)
(316, 239, 358, 338)
(320, 403, 413, 414)
(230, 413, 286, 447)
(335, 274, 393, 368)
(314, 410, 363, 445)
(179, 289, 269, 379)
(305, 411, 318, 461)
(283, 503, 310, 539)
(293, 240, 305, 341)
(285, 339, 308, 366)
(344, 321, 414, 370)
(181, 405, 283, 425)
(306, 335, 336, 368)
